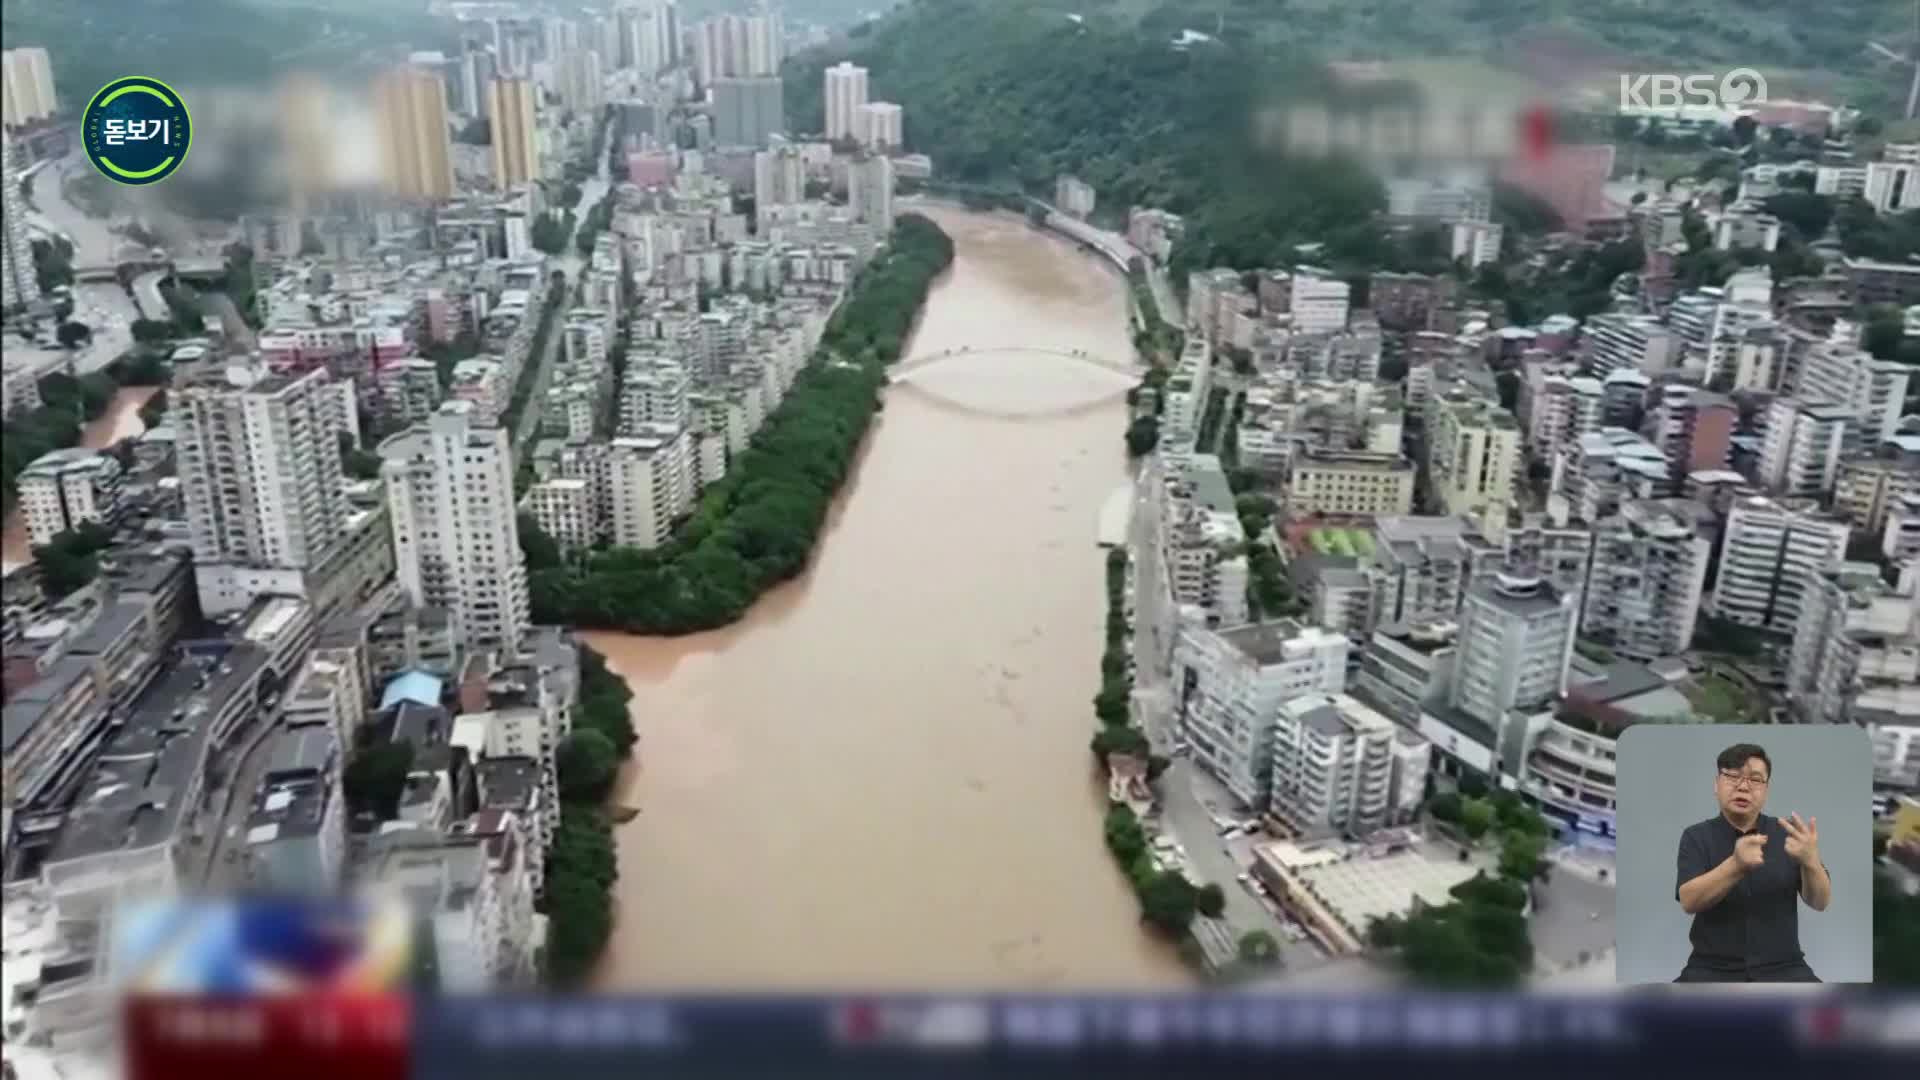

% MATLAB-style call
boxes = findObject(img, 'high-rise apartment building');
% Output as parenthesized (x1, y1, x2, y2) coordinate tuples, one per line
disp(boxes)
(175, 366, 350, 615)
(379, 401, 530, 655)
(1, 48, 57, 127)
(1365, 515, 1502, 629)
(1173, 620, 1350, 811)
(847, 154, 894, 235)
(2, 132, 41, 310)
(1581, 313, 1677, 377)
(753, 143, 806, 220)
(1708, 496, 1850, 635)
(608, 427, 692, 549)
(710, 76, 784, 147)
(1449, 573, 1578, 730)
(1789, 564, 1920, 726)
(618, 1, 679, 75)
(17, 449, 123, 546)
(488, 77, 539, 191)
(693, 12, 782, 85)
(1270, 693, 1403, 837)
(557, 49, 605, 113)
(375, 63, 456, 200)
(1427, 394, 1521, 522)
(824, 62, 868, 142)
(856, 102, 904, 151)
(1579, 500, 1713, 662)
(1789, 325, 1912, 455)
(1757, 397, 1850, 498)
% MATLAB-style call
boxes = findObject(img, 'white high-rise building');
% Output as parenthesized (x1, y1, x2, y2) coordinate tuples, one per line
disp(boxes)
(1449, 573, 1578, 729)
(17, 449, 123, 546)
(1270, 693, 1403, 837)
(693, 12, 782, 85)
(2, 132, 41, 310)
(824, 62, 869, 142)
(753, 143, 806, 220)
(847, 154, 894, 235)
(175, 366, 350, 615)
(557, 49, 604, 112)
(1757, 397, 1850, 498)
(380, 401, 531, 655)
(563, 309, 610, 369)
(856, 102, 904, 151)
(620, 1, 679, 75)
(1789, 324, 1912, 455)
(525, 477, 599, 553)
(1288, 270, 1351, 335)
(608, 426, 692, 549)
(1708, 496, 1850, 635)
(619, 355, 690, 433)
(1173, 619, 1350, 810)
(1579, 500, 1712, 662)
(1, 48, 57, 127)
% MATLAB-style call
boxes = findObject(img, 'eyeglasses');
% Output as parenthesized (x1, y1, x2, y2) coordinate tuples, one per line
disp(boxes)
(1718, 770, 1769, 789)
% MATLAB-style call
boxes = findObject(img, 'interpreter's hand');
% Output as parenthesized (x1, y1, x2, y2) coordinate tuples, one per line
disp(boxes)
(1733, 831, 1768, 872)
(1783, 813, 1819, 866)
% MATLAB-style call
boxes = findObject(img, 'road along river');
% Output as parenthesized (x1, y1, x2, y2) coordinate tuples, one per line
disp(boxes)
(586, 206, 1189, 990)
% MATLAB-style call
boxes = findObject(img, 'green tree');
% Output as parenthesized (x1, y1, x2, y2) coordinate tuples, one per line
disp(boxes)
(519, 512, 564, 569)
(1091, 725, 1149, 760)
(1125, 415, 1158, 455)
(558, 729, 620, 803)
(1460, 798, 1495, 839)
(1195, 882, 1226, 919)
(1103, 805, 1147, 863)
(1499, 832, 1548, 881)
(32, 522, 115, 598)
(56, 322, 92, 349)
(1426, 791, 1463, 823)
(1138, 870, 1198, 934)
(1237, 929, 1281, 965)
(1367, 913, 1405, 948)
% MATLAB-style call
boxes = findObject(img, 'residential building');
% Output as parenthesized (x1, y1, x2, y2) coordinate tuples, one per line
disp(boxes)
(608, 426, 692, 549)
(1173, 619, 1349, 810)
(245, 725, 347, 893)
(1365, 515, 1501, 629)
(1288, 270, 1350, 335)
(1449, 573, 1577, 730)
(1644, 385, 1736, 484)
(1834, 446, 1920, 538)
(753, 144, 806, 219)
(524, 477, 599, 553)
(1887, 493, 1920, 564)
(2, 132, 40, 311)
(1711, 202, 1781, 251)
(17, 449, 123, 547)
(556, 48, 604, 113)
(1349, 621, 1457, 727)
(1789, 325, 1912, 454)
(856, 102, 903, 152)
(1, 48, 57, 126)
(1161, 455, 1248, 627)
(1270, 693, 1406, 837)
(1055, 175, 1096, 220)
(487, 77, 539, 191)
(1529, 656, 1696, 839)
(1426, 394, 1520, 522)
(1551, 428, 1671, 523)
(1757, 397, 1850, 498)
(174, 365, 350, 616)
(1789, 564, 1920, 728)
(1708, 496, 1850, 634)
(1579, 500, 1713, 661)
(823, 62, 868, 142)
(364, 825, 535, 989)
(692, 11, 782, 84)
(1525, 373, 1605, 458)
(848, 154, 894, 234)
(1866, 147, 1920, 215)
(1582, 313, 1677, 377)
(379, 401, 530, 655)
(710, 76, 784, 148)
(1286, 448, 1414, 518)
(375, 62, 456, 200)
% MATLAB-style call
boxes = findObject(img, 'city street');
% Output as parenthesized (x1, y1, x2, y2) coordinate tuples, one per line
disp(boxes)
(510, 154, 610, 458)
(1531, 844, 1618, 974)
(1158, 758, 1330, 971)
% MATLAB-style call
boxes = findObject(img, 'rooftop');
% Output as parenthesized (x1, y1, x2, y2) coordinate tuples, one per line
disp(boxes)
(473, 756, 540, 811)
(380, 670, 444, 712)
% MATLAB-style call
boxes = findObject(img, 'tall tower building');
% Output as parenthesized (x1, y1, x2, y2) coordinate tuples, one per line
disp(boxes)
(2, 133, 42, 311)
(488, 76, 540, 191)
(558, 49, 605, 113)
(823, 62, 868, 142)
(1, 48, 57, 127)
(375, 63, 456, 201)
(693, 12, 782, 86)
(1708, 496, 1851, 635)
(856, 101, 903, 151)
(753, 142, 805, 220)
(379, 401, 530, 655)
(174, 366, 350, 616)
(1449, 572, 1577, 731)
(710, 77, 784, 148)
(848, 154, 895, 235)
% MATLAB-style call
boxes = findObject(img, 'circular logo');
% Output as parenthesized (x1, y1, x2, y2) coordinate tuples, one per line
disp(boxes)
(80, 76, 192, 186)
(1718, 68, 1768, 107)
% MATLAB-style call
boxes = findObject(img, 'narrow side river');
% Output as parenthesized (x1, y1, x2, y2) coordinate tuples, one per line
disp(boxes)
(586, 206, 1189, 990)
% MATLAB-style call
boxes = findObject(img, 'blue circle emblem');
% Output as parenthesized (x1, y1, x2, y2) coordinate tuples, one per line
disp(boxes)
(80, 76, 192, 186)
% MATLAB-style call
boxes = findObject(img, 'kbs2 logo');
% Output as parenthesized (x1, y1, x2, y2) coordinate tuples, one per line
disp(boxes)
(1618, 69, 1768, 111)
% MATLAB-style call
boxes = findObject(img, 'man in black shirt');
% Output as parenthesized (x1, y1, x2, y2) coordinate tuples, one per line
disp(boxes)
(1673, 743, 1831, 982)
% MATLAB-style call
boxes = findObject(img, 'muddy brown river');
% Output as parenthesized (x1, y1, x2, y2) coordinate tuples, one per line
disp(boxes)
(585, 206, 1189, 990)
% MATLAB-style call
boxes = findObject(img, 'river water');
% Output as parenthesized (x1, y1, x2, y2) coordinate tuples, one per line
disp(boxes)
(1, 386, 159, 571)
(585, 206, 1190, 990)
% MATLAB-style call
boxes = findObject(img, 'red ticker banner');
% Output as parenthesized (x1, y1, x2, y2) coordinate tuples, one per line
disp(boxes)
(126, 993, 409, 1080)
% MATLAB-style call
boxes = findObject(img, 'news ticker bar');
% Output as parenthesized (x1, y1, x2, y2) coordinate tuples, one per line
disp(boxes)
(127, 993, 1920, 1080)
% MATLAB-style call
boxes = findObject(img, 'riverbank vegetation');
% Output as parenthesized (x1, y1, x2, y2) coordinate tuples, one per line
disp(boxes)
(522, 215, 955, 632)
(544, 644, 638, 986)
(1, 353, 171, 512)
